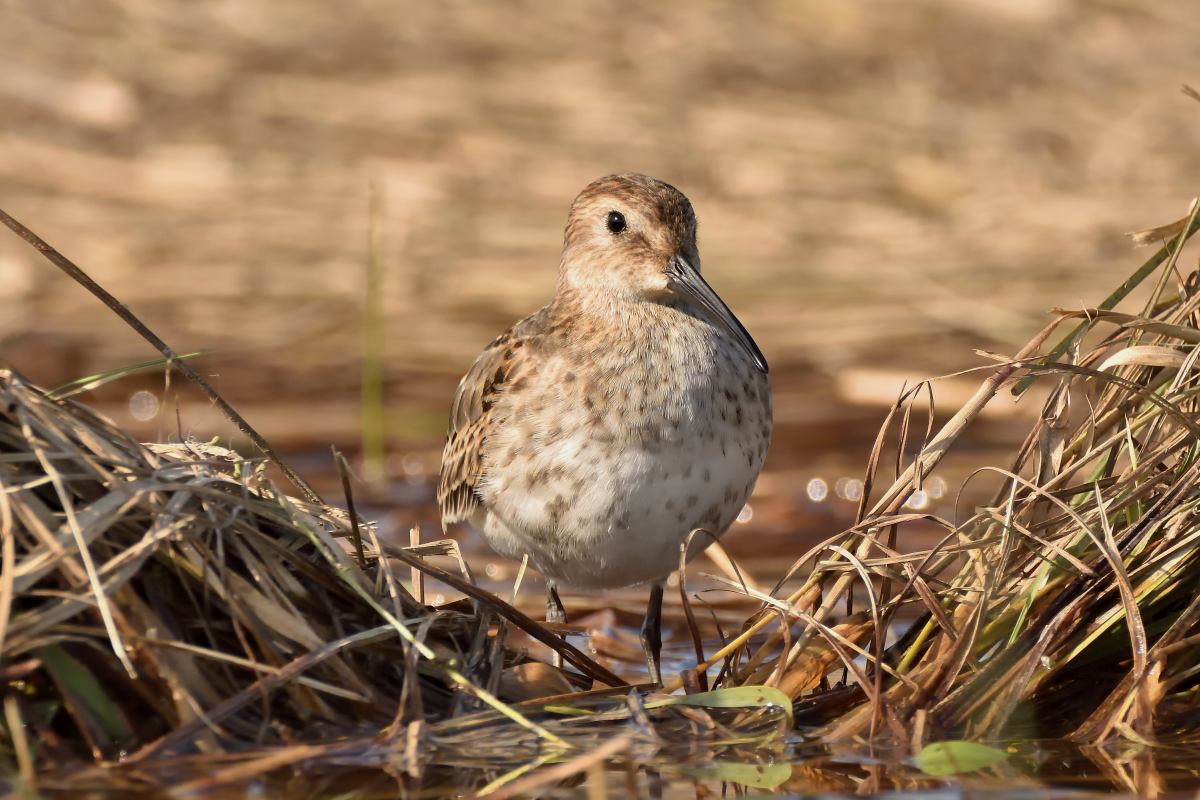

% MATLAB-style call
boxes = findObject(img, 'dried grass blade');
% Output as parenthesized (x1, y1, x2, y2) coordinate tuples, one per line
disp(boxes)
(0, 469, 15, 657)
(132, 625, 394, 759)
(3, 694, 34, 784)
(382, 542, 624, 688)
(282, 504, 572, 745)
(1053, 308, 1200, 344)
(1099, 345, 1189, 371)
(22, 417, 135, 676)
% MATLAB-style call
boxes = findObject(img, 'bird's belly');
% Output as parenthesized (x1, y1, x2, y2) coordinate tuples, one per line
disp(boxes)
(479, 423, 766, 590)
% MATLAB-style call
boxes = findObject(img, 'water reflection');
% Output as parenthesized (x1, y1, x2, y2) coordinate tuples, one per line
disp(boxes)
(50, 736, 1195, 798)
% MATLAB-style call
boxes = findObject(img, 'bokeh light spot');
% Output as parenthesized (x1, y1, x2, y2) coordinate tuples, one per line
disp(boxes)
(835, 477, 864, 502)
(129, 390, 159, 421)
(402, 454, 425, 485)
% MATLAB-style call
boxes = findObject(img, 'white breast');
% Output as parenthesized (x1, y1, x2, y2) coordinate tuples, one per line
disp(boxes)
(475, 325, 772, 589)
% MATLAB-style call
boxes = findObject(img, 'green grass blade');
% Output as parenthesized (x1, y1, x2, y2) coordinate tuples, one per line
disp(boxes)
(361, 180, 387, 482)
(48, 351, 206, 399)
(37, 644, 132, 745)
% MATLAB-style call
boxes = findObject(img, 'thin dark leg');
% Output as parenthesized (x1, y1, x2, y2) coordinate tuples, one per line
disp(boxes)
(546, 581, 566, 670)
(640, 580, 665, 686)
(546, 581, 566, 625)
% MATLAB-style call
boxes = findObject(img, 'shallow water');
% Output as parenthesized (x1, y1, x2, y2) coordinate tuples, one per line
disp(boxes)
(17, 735, 1200, 798)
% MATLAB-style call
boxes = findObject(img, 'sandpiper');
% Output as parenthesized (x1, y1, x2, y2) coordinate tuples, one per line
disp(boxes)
(438, 173, 772, 684)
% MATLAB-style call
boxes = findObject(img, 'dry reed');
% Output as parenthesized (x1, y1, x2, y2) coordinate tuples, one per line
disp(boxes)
(707, 203, 1200, 748)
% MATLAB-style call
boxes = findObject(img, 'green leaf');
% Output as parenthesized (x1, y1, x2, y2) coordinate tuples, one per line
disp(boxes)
(37, 645, 131, 745)
(682, 761, 791, 788)
(915, 741, 1008, 776)
(645, 685, 793, 724)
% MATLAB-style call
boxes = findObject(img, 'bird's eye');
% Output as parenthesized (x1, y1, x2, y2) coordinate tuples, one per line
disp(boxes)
(606, 211, 626, 234)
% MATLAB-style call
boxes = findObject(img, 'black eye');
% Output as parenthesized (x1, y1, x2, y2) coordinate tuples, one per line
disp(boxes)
(606, 211, 626, 234)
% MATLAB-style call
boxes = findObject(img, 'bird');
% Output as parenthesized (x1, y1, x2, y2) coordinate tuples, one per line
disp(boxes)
(437, 173, 772, 685)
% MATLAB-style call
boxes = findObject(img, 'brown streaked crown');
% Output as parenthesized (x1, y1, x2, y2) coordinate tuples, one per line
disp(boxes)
(558, 173, 700, 297)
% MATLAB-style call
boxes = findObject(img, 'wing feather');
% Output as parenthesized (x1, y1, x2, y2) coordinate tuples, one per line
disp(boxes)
(437, 309, 547, 527)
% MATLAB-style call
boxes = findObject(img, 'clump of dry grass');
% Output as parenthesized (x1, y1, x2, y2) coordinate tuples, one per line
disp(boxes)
(707, 204, 1200, 746)
(0, 367, 469, 768)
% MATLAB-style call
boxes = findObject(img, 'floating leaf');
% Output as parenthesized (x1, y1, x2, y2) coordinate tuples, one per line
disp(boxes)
(915, 741, 1008, 776)
(646, 686, 793, 724)
(682, 761, 791, 788)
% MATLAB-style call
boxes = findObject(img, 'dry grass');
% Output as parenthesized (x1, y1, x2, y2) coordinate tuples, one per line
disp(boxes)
(702, 203, 1200, 747)
(0, 364, 790, 793)
(0, 368, 452, 761)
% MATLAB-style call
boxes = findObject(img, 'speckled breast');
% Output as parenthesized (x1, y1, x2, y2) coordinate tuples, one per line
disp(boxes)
(475, 308, 772, 589)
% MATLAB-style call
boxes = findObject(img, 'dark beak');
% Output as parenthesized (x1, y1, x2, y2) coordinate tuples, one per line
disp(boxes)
(667, 254, 768, 374)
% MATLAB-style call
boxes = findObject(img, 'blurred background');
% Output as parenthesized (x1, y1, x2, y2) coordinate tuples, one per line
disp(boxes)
(1, 1, 1197, 606)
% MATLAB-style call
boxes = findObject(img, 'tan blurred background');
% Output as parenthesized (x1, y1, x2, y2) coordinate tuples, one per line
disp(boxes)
(1, 0, 1198, 584)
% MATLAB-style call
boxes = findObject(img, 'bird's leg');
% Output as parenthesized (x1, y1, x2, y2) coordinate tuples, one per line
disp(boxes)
(546, 581, 566, 625)
(546, 580, 566, 670)
(640, 580, 665, 686)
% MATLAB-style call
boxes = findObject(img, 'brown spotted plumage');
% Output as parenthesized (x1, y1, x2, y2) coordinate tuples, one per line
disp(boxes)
(438, 312, 545, 524)
(437, 173, 772, 683)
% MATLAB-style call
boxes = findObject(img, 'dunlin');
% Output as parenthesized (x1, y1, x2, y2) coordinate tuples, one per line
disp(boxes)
(438, 173, 772, 683)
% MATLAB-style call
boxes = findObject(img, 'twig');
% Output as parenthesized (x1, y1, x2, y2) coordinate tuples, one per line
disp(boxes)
(410, 525, 425, 605)
(382, 543, 625, 687)
(0, 208, 324, 506)
(333, 448, 366, 567)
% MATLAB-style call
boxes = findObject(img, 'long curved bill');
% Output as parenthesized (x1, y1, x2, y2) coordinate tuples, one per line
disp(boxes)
(667, 254, 768, 374)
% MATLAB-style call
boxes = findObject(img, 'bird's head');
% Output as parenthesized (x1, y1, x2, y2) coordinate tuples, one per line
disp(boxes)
(559, 173, 767, 373)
